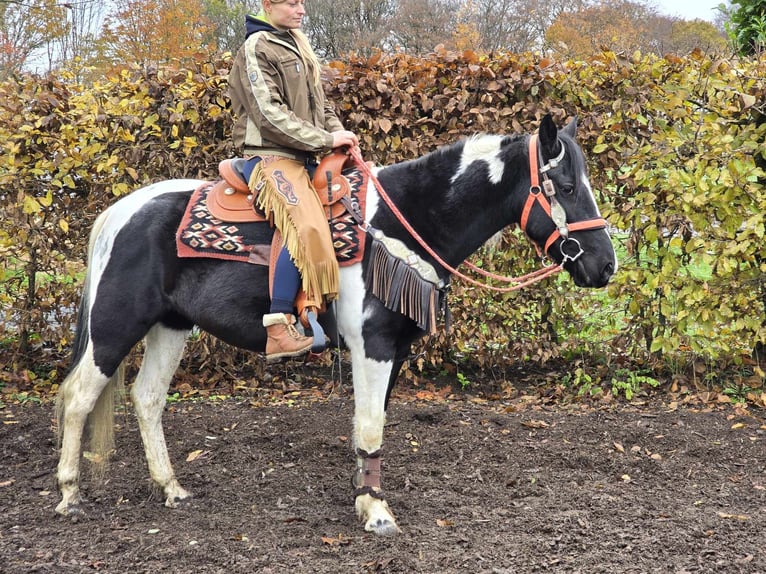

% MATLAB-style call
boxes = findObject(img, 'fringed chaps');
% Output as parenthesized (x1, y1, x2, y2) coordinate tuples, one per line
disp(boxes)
(251, 157, 339, 303)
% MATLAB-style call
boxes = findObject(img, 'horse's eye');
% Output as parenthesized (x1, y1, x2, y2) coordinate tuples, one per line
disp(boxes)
(561, 185, 575, 195)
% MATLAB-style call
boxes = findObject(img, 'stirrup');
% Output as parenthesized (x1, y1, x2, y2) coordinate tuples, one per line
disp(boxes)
(303, 309, 327, 354)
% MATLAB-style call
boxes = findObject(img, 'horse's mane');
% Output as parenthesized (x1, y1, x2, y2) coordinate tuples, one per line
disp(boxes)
(396, 132, 525, 175)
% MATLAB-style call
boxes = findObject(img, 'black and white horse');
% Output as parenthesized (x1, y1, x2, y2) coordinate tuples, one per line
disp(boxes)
(55, 115, 616, 535)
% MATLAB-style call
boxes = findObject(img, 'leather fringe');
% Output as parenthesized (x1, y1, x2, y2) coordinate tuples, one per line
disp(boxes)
(366, 236, 438, 333)
(251, 160, 339, 302)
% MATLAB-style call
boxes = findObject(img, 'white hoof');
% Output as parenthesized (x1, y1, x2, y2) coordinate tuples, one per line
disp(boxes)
(55, 489, 83, 518)
(55, 499, 85, 519)
(356, 494, 401, 535)
(162, 480, 192, 508)
(365, 515, 400, 536)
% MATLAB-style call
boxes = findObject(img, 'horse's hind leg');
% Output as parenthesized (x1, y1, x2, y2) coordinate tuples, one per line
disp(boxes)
(56, 347, 114, 516)
(130, 323, 191, 507)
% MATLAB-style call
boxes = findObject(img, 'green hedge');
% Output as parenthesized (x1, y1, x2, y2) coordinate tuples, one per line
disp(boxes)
(1, 50, 764, 393)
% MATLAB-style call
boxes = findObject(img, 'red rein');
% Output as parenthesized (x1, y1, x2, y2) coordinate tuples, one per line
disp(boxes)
(348, 137, 602, 293)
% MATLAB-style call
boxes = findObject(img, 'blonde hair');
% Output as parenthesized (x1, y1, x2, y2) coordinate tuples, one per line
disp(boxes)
(262, 1, 322, 89)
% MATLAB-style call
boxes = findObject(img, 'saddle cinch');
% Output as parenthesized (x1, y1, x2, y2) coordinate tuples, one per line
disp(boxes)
(208, 151, 361, 348)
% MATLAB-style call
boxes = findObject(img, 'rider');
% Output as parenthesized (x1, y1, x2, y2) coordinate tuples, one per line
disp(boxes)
(228, 0, 359, 360)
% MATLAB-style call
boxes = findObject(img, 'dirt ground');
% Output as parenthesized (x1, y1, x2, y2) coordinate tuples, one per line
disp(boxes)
(1, 384, 765, 574)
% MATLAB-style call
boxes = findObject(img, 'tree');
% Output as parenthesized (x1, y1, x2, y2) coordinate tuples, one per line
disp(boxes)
(97, 0, 214, 69)
(303, 0, 395, 58)
(724, 0, 766, 55)
(452, 0, 586, 53)
(545, 0, 658, 57)
(56, 0, 108, 64)
(663, 19, 728, 55)
(388, 0, 459, 54)
(202, 0, 249, 55)
(0, 0, 67, 77)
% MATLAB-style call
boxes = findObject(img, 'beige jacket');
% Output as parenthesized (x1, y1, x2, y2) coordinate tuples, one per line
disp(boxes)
(228, 21, 344, 159)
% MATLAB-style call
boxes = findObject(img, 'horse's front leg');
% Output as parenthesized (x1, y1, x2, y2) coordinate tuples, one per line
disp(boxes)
(349, 351, 401, 535)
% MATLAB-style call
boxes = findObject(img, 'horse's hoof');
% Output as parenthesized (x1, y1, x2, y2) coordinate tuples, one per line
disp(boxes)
(56, 503, 86, 521)
(365, 517, 401, 536)
(164, 494, 193, 509)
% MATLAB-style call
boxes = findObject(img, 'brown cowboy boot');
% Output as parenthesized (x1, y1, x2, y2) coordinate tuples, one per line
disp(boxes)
(263, 313, 313, 361)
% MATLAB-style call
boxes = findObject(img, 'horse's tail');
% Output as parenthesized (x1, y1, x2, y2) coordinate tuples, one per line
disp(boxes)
(86, 363, 124, 478)
(55, 363, 124, 478)
(56, 209, 124, 477)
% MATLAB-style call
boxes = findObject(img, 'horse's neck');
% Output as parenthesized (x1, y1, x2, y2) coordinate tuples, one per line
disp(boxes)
(379, 141, 526, 266)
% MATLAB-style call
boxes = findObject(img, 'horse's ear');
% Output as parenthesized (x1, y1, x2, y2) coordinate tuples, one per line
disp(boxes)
(562, 116, 578, 138)
(538, 114, 561, 159)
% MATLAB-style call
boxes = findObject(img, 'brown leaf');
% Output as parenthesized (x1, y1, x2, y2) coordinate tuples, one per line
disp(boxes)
(321, 535, 350, 546)
(186, 449, 208, 462)
(717, 512, 750, 521)
(521, 419, 550, 429)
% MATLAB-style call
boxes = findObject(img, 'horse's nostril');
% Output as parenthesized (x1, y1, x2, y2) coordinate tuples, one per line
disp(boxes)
(602, 261, 615, 280)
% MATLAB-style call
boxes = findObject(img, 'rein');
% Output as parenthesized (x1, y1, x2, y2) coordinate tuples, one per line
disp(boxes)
(347, 136, 599, 293)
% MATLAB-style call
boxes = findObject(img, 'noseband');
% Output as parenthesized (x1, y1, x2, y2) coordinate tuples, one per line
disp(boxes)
(520, 135, 607, 263)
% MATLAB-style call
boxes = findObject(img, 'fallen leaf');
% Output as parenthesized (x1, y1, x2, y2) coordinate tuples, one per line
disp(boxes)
(186, 449, 208, 462)
(717, 512, 749, 521)
(731, 423, 746, 430)
(321, 535, 350, 546)
(83, 451, 103, 464)
(436, 518, 455, 527)
(521, 420, 550, 429)
(621, 474, 631, 483)
(0, 479, 14, 488)
(613, 442, 625, 453)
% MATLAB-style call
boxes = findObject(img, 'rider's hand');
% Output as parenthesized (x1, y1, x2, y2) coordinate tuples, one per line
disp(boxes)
(331, 130, 359, 150)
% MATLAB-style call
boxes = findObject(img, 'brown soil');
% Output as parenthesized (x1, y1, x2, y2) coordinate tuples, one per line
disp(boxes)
(1, 388, 765, 574)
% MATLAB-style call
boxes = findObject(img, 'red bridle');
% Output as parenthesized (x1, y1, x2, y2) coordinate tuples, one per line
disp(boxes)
(520, 134, 607, 262)
(348, 134, 608, 295)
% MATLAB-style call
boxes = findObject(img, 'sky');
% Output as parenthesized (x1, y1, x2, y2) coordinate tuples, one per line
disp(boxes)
(652, 0, 725, 22)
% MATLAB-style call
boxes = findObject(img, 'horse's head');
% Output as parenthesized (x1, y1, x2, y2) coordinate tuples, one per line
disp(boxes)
(520, 115, 617, 288)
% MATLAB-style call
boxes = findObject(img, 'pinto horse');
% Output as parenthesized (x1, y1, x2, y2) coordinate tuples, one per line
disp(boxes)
(55, 114, 616, 535)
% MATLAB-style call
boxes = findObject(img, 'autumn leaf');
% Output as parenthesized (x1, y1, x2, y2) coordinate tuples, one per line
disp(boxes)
(521, 420, 550, 429)
(22, 195, 41, 214)
(321, 535, 350, 546)
(186, 450, 207, 462)
(717, 512, 750, 521)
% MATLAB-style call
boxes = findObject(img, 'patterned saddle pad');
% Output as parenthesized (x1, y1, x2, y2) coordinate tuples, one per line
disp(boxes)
(176, 166, 367, 267)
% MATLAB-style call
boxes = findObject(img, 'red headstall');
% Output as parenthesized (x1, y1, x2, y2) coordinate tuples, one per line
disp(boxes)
(520, 134, 607, 261)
